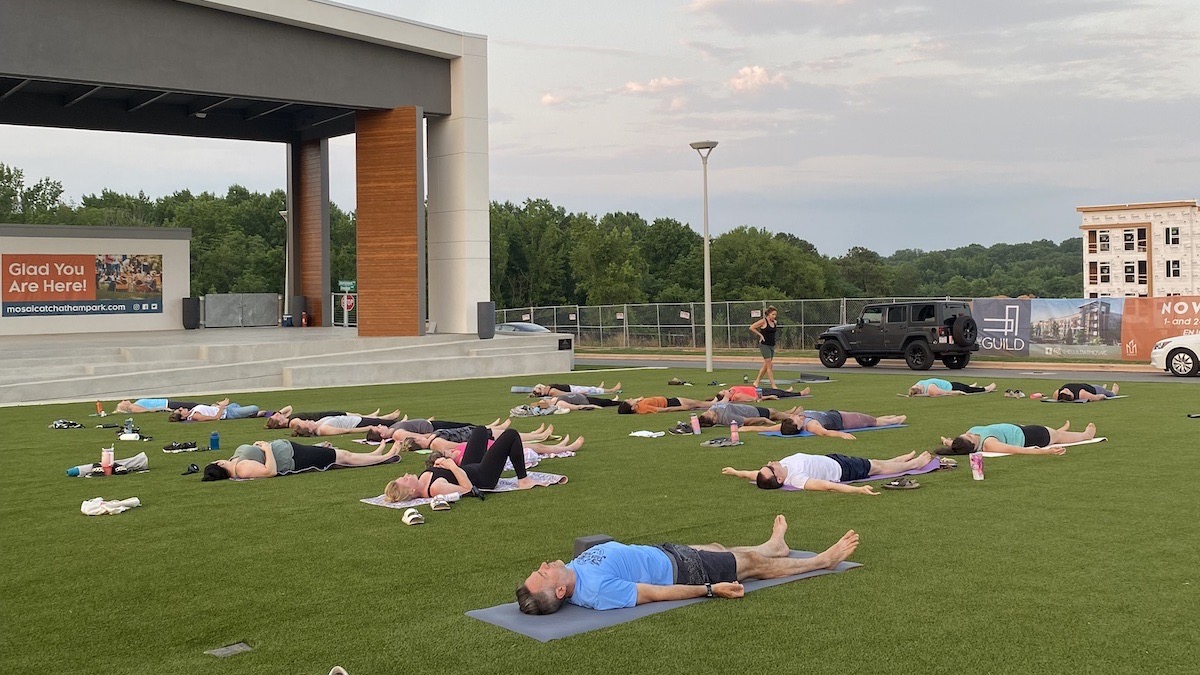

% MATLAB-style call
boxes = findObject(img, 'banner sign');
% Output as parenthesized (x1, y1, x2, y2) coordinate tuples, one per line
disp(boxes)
(2, 254, 163, 317)
(971, 298, 1030, 357)
(1028, 298, 1124, 359)
(1119, 297, 1200, 361)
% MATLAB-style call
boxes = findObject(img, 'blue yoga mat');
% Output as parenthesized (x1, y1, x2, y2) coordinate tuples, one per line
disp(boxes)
(759, 424, 907, 438)
(466, 550, 861, 642)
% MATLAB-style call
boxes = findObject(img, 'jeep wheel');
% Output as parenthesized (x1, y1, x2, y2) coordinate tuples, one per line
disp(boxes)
(819, 341, 847, 368)
(854, 356, 880, 367)
(904, 341, 934, 370)
(942, 353, 970, 370)
(951, 316, 978, 347)
(1168, 348, 1198, 377)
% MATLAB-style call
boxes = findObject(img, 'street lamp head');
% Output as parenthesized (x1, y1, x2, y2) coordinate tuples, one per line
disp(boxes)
(689, 140, 718, 151)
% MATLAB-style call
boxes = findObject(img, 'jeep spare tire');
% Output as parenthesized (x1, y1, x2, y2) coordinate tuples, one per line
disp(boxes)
(904, 341, 934, 370)
(819, 341, 847, 368)
(951, 316, 977, 347)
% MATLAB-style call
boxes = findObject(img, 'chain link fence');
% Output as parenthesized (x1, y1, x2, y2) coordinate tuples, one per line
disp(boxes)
(497, 298, 971, 349)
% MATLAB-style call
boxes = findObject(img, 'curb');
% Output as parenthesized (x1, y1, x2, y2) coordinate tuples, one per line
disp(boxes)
(576, 352, 1158, 374)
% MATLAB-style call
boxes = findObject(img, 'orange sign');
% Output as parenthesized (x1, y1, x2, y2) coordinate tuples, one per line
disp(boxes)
(2, 254, 94, 301)
(1119, 296, 1200, 361)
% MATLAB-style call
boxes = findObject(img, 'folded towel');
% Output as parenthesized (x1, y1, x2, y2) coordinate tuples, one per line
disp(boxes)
(629, 430, 665, 438)
(81, 497, 141, 516)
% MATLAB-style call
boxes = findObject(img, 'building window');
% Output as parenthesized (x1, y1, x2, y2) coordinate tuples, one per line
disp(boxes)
(1137, 227, 1147, 252)
(1165, 226, 1180, 245)
(1098, 232, 1110, 252)
(1167, 260, 1181, 278)
(1087, 230, 1097, 253)
(1124, 263, 1135, 283)
(1089, 292, 1098, 298)
(1100, 264, 1110, 283)
(1088, 261, 1098, 285)
(1138, 260, 1147, 285)
(1123, 230, 1135, 251)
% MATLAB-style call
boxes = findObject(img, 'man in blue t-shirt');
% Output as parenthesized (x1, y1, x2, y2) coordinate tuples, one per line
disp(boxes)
(515, 515, 860, 614)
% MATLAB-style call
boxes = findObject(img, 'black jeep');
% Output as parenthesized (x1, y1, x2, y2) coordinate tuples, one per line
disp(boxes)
(816, 301, 978, 371)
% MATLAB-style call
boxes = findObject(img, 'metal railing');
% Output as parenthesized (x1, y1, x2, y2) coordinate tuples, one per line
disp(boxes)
(496, 298, 970, 349)
(331, 292, 358, 327)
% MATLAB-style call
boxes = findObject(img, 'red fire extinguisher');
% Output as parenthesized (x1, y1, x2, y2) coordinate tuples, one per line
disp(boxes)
(301, 311, 308, 327)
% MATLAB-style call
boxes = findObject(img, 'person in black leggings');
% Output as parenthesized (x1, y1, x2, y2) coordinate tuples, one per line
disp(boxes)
(382, 427, 551, 502)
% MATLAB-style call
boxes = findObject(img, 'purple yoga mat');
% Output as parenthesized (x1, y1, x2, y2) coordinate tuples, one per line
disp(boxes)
(781, 456, 940, 490)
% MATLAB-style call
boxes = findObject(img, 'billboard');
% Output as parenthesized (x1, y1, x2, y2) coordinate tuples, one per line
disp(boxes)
(2, 254, 163, 317)
(972, 298, 1030, 357)
(1119, 297, 1200, 361)
(1028, 298, 1124, 359)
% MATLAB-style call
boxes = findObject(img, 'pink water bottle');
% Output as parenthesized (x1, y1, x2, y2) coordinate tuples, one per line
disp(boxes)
(101, 447, 114, 476)
(730, 420, 740, 444)
(689, 414, 701, 435)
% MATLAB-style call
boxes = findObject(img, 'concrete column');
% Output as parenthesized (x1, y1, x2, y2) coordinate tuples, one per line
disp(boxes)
(287, 138, 331, 326)
(426, 35, 490, 334)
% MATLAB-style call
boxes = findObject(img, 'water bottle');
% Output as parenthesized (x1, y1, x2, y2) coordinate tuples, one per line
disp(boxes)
(101, 446, 114, 476)
(730, 420, 740, 444)
(210, 431, 220, 451)
(743, 374, 749, 383)
(756, 387, 763, 398)
(689, 414, 701, 435)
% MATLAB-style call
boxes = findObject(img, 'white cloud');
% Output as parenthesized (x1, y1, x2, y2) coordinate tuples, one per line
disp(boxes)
(624, 76, 684, 93)
(727, 65, 788, 92)
(540, 92, 565, 106)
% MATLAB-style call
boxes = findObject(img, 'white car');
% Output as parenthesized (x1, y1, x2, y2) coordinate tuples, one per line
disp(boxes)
(1150, 333, 1200, 377)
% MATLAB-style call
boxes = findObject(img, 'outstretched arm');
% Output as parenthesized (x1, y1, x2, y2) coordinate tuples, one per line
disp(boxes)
(721, 467, 758, 480)
(636, 582, 743, 604)
(806, 421, 856, 440)
(981, 438, 1065, 455)
(804, 479, 879, 495)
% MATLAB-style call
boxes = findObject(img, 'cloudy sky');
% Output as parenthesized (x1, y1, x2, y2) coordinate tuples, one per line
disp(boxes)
(3, 0, 1198, 255)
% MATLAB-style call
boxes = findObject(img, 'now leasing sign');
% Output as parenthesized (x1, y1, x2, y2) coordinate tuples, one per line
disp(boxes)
(1119, 296, 1200, 361)
(2, 254, 163, 317)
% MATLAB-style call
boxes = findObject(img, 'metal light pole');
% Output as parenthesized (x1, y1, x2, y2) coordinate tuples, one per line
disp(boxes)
(690, 140, 718, 373)
(279, 210, 290, 315)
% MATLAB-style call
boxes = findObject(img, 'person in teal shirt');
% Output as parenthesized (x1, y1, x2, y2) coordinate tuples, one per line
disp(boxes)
(941, 421, 1098, 455)
(908, 379, 996, 396)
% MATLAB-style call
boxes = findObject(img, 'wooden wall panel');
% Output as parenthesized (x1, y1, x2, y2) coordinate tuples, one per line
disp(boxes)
(296, 139, 328, 326)
(356, 107, 422, 336)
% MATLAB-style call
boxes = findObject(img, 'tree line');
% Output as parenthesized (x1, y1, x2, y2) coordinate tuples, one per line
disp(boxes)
(2, 163, 1082, 304)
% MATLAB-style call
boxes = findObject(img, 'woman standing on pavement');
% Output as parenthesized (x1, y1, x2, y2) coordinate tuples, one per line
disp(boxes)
(750, 306, 780, 389)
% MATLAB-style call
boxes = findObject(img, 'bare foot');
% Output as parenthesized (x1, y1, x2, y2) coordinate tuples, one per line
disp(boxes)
(891, 450, 917, 462)
(984, 383, 997, 392)
(542, 424, 554, 437)
(814, 530, 860, 569)
(915, 451, 932, 465)
(1059, 421, 1071, 432)
(517, 476, 548, 490)
(1084, 422, 1096, 439)
(800, 387, 811, 396)
(565, 435, 584, 451)
(368, 408, 381, 417)
(1111, 384, 1119, 395)
(762, 515, 789, 557)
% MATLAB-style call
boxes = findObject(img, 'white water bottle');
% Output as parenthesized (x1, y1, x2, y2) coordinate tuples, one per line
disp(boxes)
(730, 420, 740, 444)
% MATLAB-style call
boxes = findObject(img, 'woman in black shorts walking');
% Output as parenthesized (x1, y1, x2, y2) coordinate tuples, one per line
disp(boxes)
(750, 306, 780, 389)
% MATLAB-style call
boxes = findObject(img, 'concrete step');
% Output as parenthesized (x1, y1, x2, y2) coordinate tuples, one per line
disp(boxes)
(0, 360, 286, 405)
(282, 348, 572, 389)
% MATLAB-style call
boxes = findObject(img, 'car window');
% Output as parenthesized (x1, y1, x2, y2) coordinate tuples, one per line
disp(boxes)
(886, 306, 906, 323)
(861, 308, 883, 325)
(914, 304, 936, 323)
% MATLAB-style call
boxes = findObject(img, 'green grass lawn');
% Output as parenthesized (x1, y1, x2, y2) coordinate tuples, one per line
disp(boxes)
(1, 369, 1197, 674)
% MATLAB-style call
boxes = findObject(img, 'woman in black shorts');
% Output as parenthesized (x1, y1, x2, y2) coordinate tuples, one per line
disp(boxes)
(383, 428, 553, 502)
(201, 439, 399, 480)
(749, 306, 780, 389)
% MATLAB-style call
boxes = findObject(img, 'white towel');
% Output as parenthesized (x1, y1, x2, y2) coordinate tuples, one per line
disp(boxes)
(81, 497, 141, 516)
(629, 430, 665, 438)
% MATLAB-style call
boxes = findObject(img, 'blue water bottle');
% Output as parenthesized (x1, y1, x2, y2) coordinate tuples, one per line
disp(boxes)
(209, 431, 220, 451)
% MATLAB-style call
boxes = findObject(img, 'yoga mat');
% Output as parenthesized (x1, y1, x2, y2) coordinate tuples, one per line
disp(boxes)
(897, 391, 993, 398)
(466, 550, 861, 642)
(511, 386, 535, 394)
(1040, 395, 1128, 403)
(780, 456, 940, 490)
(759, 424, 907, 438)
(360, 471, 567, 510)
(981, 437, 1107, 458)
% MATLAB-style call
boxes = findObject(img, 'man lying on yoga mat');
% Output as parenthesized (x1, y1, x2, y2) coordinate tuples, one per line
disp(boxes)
(712, 385, 811, 402)
(722, 451, 933, 494)
(114, 398, 204, 414)
(364, 417, 512, 443)
(201, 438, 400, 480)
(168, 398, 264, 422)
(290, 413, 406, 437)
(265, 405, 400, 429)
(763, 410, 908, 440)
(617, 396, 714, 415)
(531, 382, 621, 397)
(941, 421, 1097, 455)
(383, 427, 555, 502)
(1049, 383, 1120, 402)
(907, 379, 997, 396)
(515, 515, 859, 614)
(697, 402, 804, 427)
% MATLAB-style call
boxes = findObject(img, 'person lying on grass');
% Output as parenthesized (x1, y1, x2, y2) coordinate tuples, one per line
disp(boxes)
(749, 410, 908, 440)
(265, 405, 401, 429)
(1049, 383, 1120, 402)
(386, 423, 577, 456)
(364, 417, 512, 443)
(533, 392, 621, 410)
(168, 398, 265, 422)
(617, 396, 714, 415)
(697, 402, 805, 427)
(712, 385, 811, 402)
(940, 421, 1097, 455)
(289, 412, 405, 436)
(114, 398, 204, 414)
(721, 450, 933, 494)
(907, 379, 997, 396)
(515, 514, 859, 614)
(201, 438, 400, 480)
(383, 427, 556, 502)
(531, 382, 621, 397)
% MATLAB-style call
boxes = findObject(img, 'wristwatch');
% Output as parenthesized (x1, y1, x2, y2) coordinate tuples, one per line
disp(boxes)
(705, 582, 713, 597)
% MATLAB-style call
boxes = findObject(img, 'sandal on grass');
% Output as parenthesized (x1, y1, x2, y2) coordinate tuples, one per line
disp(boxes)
(882, 477, 921, 490)
(938, 457, 958, 470)
(401, 508, 425, 525)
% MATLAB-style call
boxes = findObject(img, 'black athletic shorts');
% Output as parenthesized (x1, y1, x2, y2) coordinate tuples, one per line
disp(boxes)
(665, 397, 681, 407)
(755, 406, 772, 418)
(290, 443, 337, 471)
(655, 543, 737, 585)
(1020, 425, 1051, 447)
(827, 453, 871, 482)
